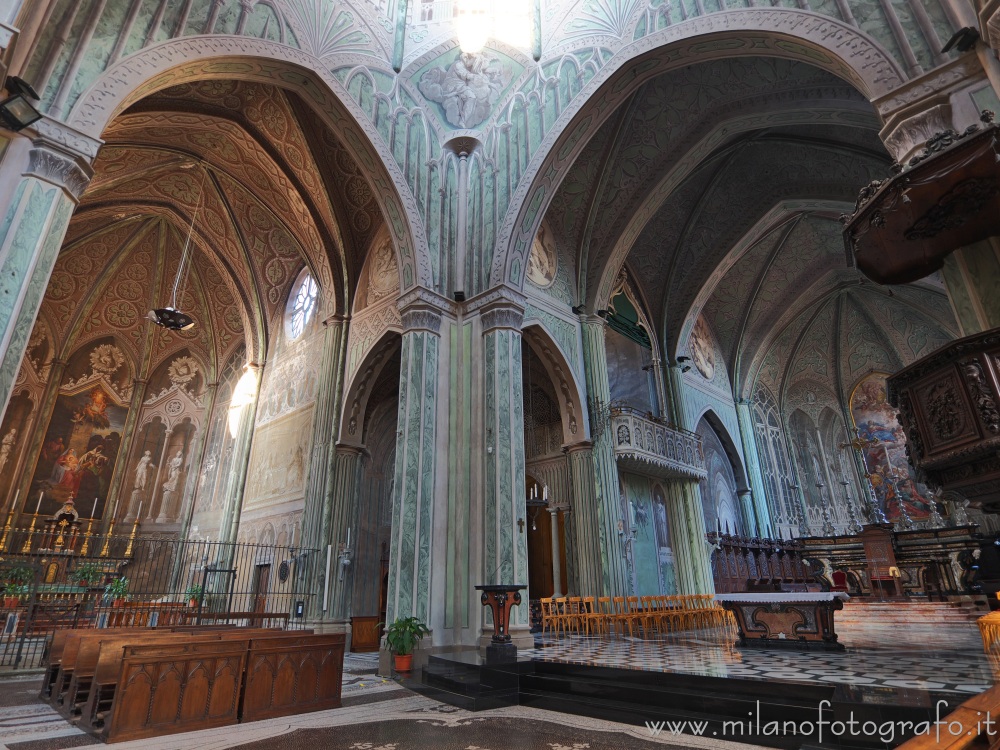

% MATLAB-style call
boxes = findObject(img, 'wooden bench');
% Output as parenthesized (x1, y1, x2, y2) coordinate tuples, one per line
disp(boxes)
(79, 628, 296, 732)
(105, 638, 250, 742)
(240, 633, 345, 722)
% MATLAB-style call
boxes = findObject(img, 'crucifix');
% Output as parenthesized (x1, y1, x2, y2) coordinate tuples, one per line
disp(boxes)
(517, 518, 525, 533)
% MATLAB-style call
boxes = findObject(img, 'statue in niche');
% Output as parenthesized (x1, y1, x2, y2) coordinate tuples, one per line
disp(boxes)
(157, 448, 184, 523)
(163, 449, 183, 492)
(418, 52, 511, 129)
(0, 428, 16, 473)
(133, 450, 155, 491)
(366, 237, 398, 305)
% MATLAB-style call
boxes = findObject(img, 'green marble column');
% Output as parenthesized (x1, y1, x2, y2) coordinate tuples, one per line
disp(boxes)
(580, 316, 629, 596)
(0, 136, 93, 418)
(325, 445, 363, 621)
(736, 400, 772, 534)
(385, 296, 442, 627)
(664, 480, 714, 594)
(480, 295, 529, 630)
(941, 241, 1000, 335)
(300, 314, 349, 618)
(566, 441, 603, 596)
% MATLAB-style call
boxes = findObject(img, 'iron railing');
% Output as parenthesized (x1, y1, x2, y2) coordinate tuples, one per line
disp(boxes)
(0, 525, 316, 670)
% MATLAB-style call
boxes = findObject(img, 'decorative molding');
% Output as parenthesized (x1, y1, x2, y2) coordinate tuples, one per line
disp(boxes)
(398, 286, 454, 335)
(27, 115, 103, 160)
(881, 103, 953, 164)
(25, 146, 93, 201)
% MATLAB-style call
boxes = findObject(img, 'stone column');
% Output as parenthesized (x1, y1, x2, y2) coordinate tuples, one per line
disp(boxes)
(218, 363, 261, 546)
(566, 442, 603, 597)
(735, 399, 773, 533)
(0, 122, 96, 419)
(300, 314, 349, 618)
(325, 445, 364, 622)
(580, 316, 629, 596)
(548, 506, 563, 598)
(384, 292, 445, 628)
(666, 481, 715, 594)
(479, 292, 530, 638)
(106, 378, 148, 529)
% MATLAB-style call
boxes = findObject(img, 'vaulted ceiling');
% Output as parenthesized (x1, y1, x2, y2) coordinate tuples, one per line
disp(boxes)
(38, 79, 385, 381)
(543, 55, 959, 402)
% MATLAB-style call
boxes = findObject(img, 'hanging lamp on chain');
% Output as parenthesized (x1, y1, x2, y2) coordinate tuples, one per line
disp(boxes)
(148, 163, 205, 331)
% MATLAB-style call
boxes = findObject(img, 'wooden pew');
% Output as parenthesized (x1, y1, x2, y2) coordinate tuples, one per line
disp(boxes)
(61, 631, 225, 718)
(104, 638, 250, 743)
(239, 633, 345, 722)
(47, 628, 151, 704)
(80, 628, 301, 732)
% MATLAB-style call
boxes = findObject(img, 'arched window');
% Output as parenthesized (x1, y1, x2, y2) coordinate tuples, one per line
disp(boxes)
(286, 269, 318, 340)
(751, 384, 796, 530)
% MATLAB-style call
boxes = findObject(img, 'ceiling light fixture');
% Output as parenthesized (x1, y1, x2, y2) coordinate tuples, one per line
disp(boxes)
(148, 164, 205, 331)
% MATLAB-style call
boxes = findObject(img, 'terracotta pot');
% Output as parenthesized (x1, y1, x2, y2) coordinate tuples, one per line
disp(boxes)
(112, 598, 125, 608)
(393, 653, 413, 672)
(188, 599, 198, 608)
(3, 596, 19, 609)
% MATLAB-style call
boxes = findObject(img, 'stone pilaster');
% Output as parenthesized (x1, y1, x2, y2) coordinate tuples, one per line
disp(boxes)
(580, 316, 629, 596)
(565, 441, 603, 597)
(384, 290, 444, 627)
(301, 314, 350, 617)
(325, 445, 364, 621)
(218, 363, 261, 546)
(666, 481, 715, 594)
(0, 124, 95, 419)
(480, 293, 529, 632)
(735, 399, 772, 533)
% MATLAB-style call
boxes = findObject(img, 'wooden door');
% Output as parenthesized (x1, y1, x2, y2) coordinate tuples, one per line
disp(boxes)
(252, 564, 270, 613)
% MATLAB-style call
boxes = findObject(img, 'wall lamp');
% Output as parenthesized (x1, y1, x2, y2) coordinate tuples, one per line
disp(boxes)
(0, 77, 42, 132)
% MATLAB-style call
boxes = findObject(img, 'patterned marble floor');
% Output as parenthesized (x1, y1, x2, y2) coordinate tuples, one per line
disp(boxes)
(524, 625, 996, 695)
(0, 677, 760, 750)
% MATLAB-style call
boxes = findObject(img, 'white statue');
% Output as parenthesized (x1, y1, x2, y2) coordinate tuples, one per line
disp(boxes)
(0, 428, 15, 472)
(133, 450, 154, 490)
(418, 52, 511, 129)
(162, 449, 183, 492)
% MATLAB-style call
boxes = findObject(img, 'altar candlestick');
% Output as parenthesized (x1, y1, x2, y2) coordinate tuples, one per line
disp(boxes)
(346, 527, 350, 548)
(543, 485, 548, 501)
(91, 497, 98, 519)
(35, 491, 43, 515)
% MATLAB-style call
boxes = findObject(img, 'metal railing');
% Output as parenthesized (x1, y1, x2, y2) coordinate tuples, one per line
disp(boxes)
(0, 526, 316, 670)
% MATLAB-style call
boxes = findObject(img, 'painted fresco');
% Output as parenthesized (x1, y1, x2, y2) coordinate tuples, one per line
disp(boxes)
(29, 385, 126, 519)
(850, 373, 932, 521)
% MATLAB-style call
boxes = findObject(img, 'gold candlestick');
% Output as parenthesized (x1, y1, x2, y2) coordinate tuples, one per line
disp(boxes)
(0, 508, 13, 552)
(100, 519, 115, 557)
(54, 519, 68, 550)
(124, 517, 140, 558)
(79, 519, 94, 556)
(20, 515, 37, 553)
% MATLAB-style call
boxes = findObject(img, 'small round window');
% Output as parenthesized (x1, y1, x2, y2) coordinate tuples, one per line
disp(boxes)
(287, 270, 318, 340)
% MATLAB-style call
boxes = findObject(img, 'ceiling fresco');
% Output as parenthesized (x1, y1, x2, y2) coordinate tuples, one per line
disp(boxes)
(35, 78, 384, 385)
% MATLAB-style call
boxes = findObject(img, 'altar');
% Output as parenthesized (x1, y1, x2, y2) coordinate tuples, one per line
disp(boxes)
(715, 592, 850, 651)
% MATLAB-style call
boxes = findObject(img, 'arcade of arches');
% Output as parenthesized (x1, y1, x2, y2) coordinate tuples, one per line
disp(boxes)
(3, 0, 1000, 667)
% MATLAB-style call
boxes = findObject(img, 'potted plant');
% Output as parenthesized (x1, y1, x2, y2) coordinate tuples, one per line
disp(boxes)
(383, 616, 430, 672)
(71, 562, 102, 588)
(104, 577, 129, 607)
(2, 583, 27, 608)
(185, 584, 203, 608)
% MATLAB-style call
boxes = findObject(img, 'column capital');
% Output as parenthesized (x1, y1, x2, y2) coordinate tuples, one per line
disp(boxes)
(25, 145, 93, 201)
(466, 285, 525, 333)
(397, 286, 455, 334)
(323, 313, 350, 327)
(563, 440, 594, 456)
(26, 115, 103, 161)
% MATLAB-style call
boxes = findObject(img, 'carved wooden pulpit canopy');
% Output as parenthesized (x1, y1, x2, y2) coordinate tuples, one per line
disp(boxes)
(887, 329, 1000, 513)
(841, 111, 999, 285)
